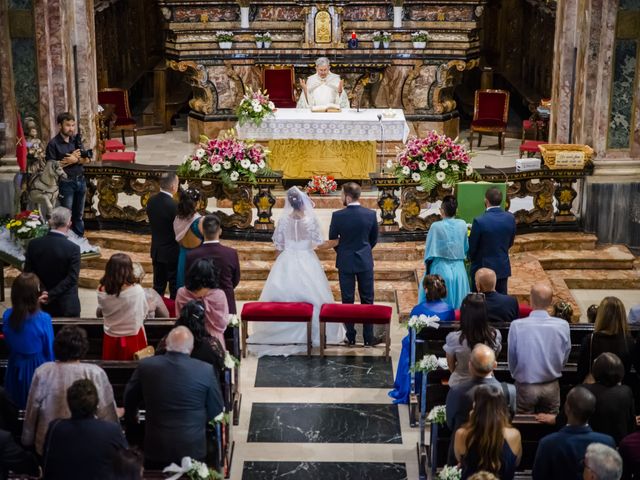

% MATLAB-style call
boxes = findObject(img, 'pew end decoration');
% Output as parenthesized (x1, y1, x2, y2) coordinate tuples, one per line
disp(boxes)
(426, 405, 447, 426)
(236, 87, 276, 127)
(404, 313, 440, 334)
(437, 465, 462, 480)
(177, 132, 270, 187)
(388, 131, 479, 191)
(411, 354, 447, 374)
(163, 456, 222, 480)
(305, 175, 337, 195)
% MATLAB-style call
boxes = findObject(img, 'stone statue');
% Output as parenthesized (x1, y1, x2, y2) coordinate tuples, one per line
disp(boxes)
(24, 117, 46, 175)
(297, 57, 350, 109)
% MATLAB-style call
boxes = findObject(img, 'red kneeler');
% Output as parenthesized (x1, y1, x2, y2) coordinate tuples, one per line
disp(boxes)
(104, 139, 126, 152)
(319, 304, 393, 358)
(241, 302, 314, 357)
(102, 151, 136, 163)
(519, 140, 547, 157)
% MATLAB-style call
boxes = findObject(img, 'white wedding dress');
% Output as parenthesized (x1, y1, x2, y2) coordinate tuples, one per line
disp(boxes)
(248, 204, 346, 356)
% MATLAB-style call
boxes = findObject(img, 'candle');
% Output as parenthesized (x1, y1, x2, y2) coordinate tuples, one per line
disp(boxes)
(352, 31, 356, 39)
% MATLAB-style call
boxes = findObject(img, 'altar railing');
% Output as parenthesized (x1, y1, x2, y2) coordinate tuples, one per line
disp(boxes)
(371, 166, 593, 240)
(83, 162, 281, 240)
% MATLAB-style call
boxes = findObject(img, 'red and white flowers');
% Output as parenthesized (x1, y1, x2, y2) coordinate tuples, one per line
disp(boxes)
(177, 131, 270, 187)
(388, 131, 476, 190)
(305, 175, 337, 195)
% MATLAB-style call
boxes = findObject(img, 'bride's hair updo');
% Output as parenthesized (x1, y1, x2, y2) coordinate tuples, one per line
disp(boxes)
(287, 188, 304, 211)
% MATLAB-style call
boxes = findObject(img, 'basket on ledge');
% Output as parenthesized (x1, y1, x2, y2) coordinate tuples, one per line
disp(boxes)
(539, 144, 594, 170)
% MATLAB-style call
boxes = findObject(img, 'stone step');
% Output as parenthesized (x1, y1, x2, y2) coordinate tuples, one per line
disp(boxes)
(532, 245, 636, 270)
(553, 269, 640, 289)
(511, 232, 598, 253)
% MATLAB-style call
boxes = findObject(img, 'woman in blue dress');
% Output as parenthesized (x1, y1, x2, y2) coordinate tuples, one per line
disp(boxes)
(419, 195, 470, 309)
(173, 187, 204, 289)
(389, 274, 455, 404)
(3, 273, 54, 408)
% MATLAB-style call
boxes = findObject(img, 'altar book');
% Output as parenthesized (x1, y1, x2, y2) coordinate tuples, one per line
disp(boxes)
(311, 104, 341, 112)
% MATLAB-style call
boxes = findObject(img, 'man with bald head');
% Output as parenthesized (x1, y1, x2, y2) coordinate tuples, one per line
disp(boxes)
(475, 268, 520, 323)
(124, 326, 223, 468)
(445, 344, 514, 463)
(508, 282, 571, 414)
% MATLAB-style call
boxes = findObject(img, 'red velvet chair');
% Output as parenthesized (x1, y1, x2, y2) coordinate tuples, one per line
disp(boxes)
(241, 302, 313, 356)
(262, 66, 296, 108)
(319, 304, 393, 358)
(98, 88, 138, 150)
(469, 89, 510, 155)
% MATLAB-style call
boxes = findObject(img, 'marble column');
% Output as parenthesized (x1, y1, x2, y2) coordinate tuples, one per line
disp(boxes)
(0, 0, 16, 158)
(551, 0, 640, 250)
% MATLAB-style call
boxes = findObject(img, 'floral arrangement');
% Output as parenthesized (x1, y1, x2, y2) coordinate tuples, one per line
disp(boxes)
(163, 457, 222, 480)
(411, 30, 430, 42)
(176, 132, 269, 187)
(387, 131, 477, 191)
(4, 210, 47, 240)
(437, 465, 462, 480)
(211, 411, 231, 426)
(404, 313, 440, 334)
(236, 87, 276, 127)
(426, 405, 447, 425)
(411, 354, 447, 374)
(373, 31, 391, 42)
(228, 314, 240, 327)
(255, 32, 272, 42)
(306, 175, 337, 195)
(224, 351, 240, 369)
(216, 31, 234, 42)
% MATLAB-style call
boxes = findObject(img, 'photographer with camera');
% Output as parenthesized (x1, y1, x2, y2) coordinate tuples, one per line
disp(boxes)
(45, 112, 92, 237)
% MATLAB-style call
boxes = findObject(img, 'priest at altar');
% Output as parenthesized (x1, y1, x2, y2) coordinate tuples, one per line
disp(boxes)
(297, 57, 350, 110)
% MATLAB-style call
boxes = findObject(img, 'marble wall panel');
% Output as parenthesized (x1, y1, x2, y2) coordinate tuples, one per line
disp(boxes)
(408, 5, 474, 21)
(254, 6, 303, 21)
(173, 6, 238, 22)
(233, 65, 262, 93)
(11, 38, 38, 122)
(0, 1, 16, 156)
(372, 66, 412, 109)
(207, 66, 243, 110)
(608, 39, 637, 149)
(343, 6, 389, 21)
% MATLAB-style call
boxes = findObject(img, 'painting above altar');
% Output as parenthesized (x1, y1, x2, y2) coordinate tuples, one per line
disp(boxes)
(236, 108, 409, 179)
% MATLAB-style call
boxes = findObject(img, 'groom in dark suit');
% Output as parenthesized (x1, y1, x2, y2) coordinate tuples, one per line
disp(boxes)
(329, 182, 379, 346)
(468, 187, 517, 295)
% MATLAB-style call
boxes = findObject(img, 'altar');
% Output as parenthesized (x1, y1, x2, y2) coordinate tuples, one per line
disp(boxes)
(236, 108, 409, 179)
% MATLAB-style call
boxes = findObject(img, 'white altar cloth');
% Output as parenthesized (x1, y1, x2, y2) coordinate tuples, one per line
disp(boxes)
(236, 108, 410, 142)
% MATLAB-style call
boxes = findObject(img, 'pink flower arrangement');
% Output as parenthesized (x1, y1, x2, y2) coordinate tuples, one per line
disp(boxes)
(388, 131, 476, 190)
(236, 87, 276, 127)
(305, 175, 337, 195)
(177, 131, 270, 187)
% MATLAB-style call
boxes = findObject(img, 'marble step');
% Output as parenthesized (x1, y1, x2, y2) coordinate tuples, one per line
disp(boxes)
(533, 245, 636, 270)
(510, 232, 598, 253)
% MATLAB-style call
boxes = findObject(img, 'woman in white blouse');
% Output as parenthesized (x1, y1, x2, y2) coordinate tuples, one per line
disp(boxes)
(444, 293, 502, 387)
(97, 253, 148, 360)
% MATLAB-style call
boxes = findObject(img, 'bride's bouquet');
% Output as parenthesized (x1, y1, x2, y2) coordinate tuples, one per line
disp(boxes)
(236, 87, 276, 127)
(388, 131, 478, 191)
(177, 131, 270, 187)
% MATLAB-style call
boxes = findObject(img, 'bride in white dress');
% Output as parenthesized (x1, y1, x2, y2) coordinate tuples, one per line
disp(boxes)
(248, 187, 346, 356)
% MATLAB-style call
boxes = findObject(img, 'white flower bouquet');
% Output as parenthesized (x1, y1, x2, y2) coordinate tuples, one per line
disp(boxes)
(389, 131, 478, 191)
(176, 131, 270, 187)
(215, 31, 234, 42)
(236, 87, 276, 127)
(4, 210, 47, 240)
(426, 405, 447, 425)
(437, 465, 462, 480)
(411, 354, 447, 374)
(404, 313, 440, 334)
(411, 30, 430, 42)
(163, 456, 222, 480)
(228, 314, 240, 327)
(224, 351, 240, 369)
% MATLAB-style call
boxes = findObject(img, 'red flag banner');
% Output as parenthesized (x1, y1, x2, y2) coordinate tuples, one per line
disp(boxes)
(16, 113, 27, 173)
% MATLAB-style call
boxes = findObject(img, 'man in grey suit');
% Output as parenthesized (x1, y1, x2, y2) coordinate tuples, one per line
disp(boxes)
(124, 327, 223, 468)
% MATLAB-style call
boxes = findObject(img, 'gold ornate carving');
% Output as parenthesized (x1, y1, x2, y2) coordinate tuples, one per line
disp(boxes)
(509, 179, 554, 224)
(315, 10, 332, 44)
(432, 59, 479, 114)
(167, 60, 216, 115)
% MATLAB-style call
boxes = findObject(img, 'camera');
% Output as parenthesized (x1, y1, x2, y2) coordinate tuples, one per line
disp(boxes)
(74, 133, 93, 159)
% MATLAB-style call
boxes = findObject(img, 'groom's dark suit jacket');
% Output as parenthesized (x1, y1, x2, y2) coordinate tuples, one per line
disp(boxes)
(329, 204, 378, 273)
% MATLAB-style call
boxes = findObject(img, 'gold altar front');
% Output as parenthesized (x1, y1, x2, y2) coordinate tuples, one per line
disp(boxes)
(267, 139, 376, 179)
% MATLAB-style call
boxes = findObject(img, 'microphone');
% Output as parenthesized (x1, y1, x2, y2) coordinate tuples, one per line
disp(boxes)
(377, 114, 382, 122)
(484, 164, 508, 184)
(378, 114, 385, 172)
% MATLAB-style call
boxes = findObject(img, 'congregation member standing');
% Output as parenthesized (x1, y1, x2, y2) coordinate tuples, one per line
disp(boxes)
(186, 214, 241, 315)
(508, 283, 570, 414)
(468, 188, 516, 294)
(146, 172, 180, 299)
(45, 112, 91, 238)
(173, 188, 204, 289)
(42, 379, 128, 480)
(474, 268, 520, 323)
(419, 195, 470, 309)
(2, 273, 54, 408)
(22, 326, 118, 456)
(532, 386, 615, 479)
(124, 327, 224, 469)
(25, 206, 81, 317)
(97, 253, 148, 360)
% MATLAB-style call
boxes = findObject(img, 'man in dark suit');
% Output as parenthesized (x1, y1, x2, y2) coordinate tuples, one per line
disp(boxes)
(124, 326, 223, 469)
(186, 214, 240, 314)
(146, 172, 180, 299)
(533, 386, 615, 480)
(24, 206, 80, 317)
(328, 182, 378, 346)
(475, 268, 519, 322)
(468, 187, 516, 294)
